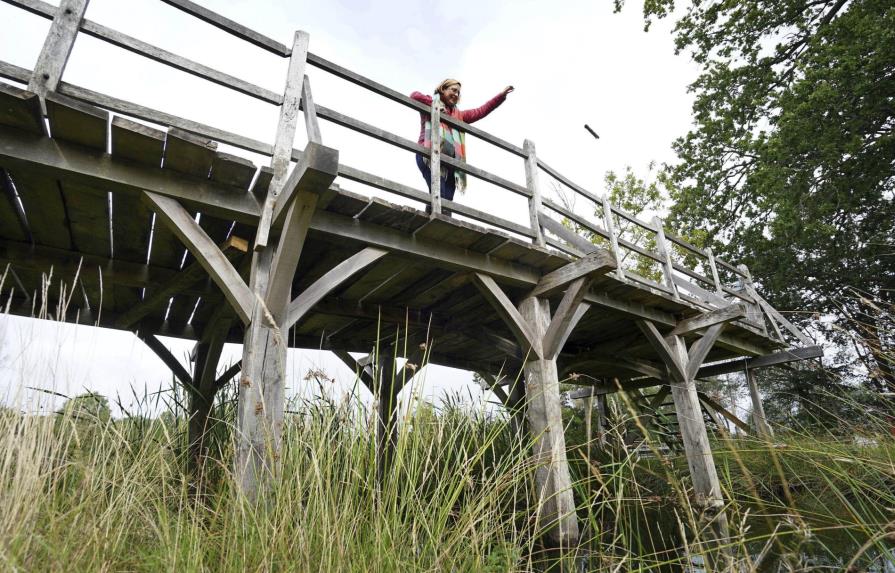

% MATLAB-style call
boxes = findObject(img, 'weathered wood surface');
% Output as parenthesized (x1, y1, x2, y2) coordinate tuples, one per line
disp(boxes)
(27, 0, 89, 99)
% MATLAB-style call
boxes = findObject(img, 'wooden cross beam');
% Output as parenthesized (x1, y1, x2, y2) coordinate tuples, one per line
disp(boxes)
(527, 249, 615, 299)
(671, 304, 747, 337)
(139, 333, 192, 387)
(285, 246, 389, 329)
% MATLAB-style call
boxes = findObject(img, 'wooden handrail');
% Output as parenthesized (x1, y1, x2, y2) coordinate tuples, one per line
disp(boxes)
(1, 0, 761, 315)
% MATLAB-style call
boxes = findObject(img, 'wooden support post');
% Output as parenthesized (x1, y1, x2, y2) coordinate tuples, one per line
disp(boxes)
(255, 30, 309, 250)
(705, 247, 723, 296)
(745, 367, 773, 439)
(428, 97, 442, 215)
(601, 195, 626, 282)
(738, 264, 767, 335)
(375, 355, 397, 484)
(652, 216, 679, 299)
(188, 313, 231, 479)
(523, 139, 545, 247)
(28, 0, 90, 100)
(519, 295, 579, 548)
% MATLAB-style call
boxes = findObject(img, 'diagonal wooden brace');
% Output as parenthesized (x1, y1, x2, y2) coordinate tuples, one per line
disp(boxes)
(671, 303, 746, 337)
(473, 272, 542, 359)
(142, 191, 253, 324)
(527, 248, 615, 299)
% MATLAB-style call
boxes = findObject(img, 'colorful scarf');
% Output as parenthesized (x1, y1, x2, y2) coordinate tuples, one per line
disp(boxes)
(423, 104, 467, 193)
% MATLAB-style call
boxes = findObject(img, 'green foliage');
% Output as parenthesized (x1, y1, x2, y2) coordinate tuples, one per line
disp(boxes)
(618, 0, 895, 387)
(58, 392, 111, 423)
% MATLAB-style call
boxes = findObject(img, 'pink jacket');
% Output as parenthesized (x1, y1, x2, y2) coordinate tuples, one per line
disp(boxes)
(410, 91, 507, 145)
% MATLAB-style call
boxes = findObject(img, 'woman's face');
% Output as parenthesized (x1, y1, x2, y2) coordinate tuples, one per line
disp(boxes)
(440, 84, 461, 107)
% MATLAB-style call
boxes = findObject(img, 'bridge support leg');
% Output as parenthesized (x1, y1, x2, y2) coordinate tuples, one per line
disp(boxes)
(519, 296, 579, 549)
(745, 367, 773, 439)
(188, 316, 231, 481)
(638, 320, 732, 556)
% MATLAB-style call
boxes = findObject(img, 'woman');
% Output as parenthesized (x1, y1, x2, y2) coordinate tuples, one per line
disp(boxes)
(411, 79, 514, 201)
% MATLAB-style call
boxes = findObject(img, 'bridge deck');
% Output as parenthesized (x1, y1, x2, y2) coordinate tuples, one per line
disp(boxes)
(0, 82, 781, 382)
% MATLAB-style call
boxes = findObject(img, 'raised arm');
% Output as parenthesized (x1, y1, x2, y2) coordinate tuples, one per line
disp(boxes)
(461, 86, 513, 123)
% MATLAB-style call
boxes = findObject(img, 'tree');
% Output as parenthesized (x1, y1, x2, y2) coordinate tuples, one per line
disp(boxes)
(617, 0, 895, 390)
(59, 392, 111, 422)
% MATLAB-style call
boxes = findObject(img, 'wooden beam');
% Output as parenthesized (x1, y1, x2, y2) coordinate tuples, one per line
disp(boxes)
(28, 0, 89, 99)
(671, 304, 746, 336)
(473, 273, 541, 359)
(270, 142, 339, 229)
(744, 367, 773, 438)
(266, 192, 317, 320)
(0, 126, 261, 223)
(523, 140, 544, 247)
(256, 30, 309, 250)
(215, 360, 242, 389)
(636, 320, 686, 382)
(139, 333, 192, 386)
(685, 323, 726, 381)
(697, 391, 751, 434)
(142, 192, 252, 324)
(751, 292, 813, 345)
(115, 235, 248, 329)
(527, 249, 615, 299)
(333, 350, 375, 392)
(542, 277, 591, 360)
(286, 247, 388, 328)
(696, 345, 822, 379)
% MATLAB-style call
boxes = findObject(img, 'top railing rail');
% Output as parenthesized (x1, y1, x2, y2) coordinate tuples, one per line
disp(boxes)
(0, 0, 802, 345)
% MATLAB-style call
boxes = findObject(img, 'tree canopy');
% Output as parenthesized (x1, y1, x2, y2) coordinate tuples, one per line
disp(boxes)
(618, 0, 894, 388)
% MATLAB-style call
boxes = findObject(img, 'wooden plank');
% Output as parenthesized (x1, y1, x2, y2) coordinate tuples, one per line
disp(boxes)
(110, 116, 165, 167)
(472, 272, 541, 359)
(0, 83, 46, 135)
(697, 345, 822, 378)
(115, 235, 247, 329)
(158, 0, 291, 56)
(6, 169, 71, 250)
(671, 304, 746, 336)
(523, 140, 544, 246)
(210, 152, 257, 190)
(285, 247, 388, 328)
(45, 92, 107, 151)
(142, 191, 251, 323)
(27, 0, 89, 98)
(0, 126, 261, 223)
(672, 273, 729, 307)
(58, 80, 276, 157)
(539, 211, 602, 253)
(527, 249, 614, 298)
(255, 30, 309, 250)
(163, 127, 217, 178)
(751, 292, 813, 345)
(58, 180, 109, 257)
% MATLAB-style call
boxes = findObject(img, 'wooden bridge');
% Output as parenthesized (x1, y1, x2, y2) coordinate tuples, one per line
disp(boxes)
(0, 0, 820, 547)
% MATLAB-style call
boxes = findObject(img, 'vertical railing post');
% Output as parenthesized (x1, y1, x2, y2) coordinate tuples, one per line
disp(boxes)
(601, 195, 626, 282)
(653, 216, 679, 299)
(523, 139, 545, 247)
(705, 247, 724, 297)
(738, 264, 767, 334)
(428, 99, 442, 215)
(28, 0, 90, 100)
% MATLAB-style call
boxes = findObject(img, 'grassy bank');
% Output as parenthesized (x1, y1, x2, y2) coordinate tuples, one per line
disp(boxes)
(1, 393, 894, 572)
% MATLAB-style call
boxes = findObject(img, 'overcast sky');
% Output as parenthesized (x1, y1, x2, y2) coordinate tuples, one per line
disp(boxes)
(0, 0, 699, 416)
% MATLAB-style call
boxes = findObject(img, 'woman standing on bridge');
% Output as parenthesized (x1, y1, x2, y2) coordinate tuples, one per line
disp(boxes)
(411, 80, 513, 201)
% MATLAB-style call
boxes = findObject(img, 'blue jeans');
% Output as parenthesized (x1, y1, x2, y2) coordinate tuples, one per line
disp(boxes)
(416, 154, 456, 201)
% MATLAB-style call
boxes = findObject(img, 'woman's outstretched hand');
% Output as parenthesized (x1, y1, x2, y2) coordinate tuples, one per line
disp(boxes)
(503, 85, 515, 96)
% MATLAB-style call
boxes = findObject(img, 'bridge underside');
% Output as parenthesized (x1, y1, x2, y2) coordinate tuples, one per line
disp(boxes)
(0, 90, 779, 385)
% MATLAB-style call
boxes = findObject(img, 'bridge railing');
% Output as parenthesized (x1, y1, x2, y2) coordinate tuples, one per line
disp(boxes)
(0, 0, 811, 346)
